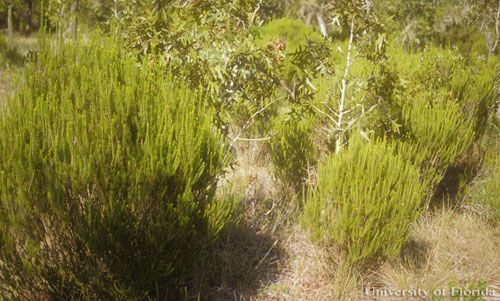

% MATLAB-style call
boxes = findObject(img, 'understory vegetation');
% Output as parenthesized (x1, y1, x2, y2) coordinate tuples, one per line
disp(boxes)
(0, 0, 498, 300)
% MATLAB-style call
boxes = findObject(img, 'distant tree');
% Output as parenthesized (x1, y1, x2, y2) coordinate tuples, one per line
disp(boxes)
(471, 0, 500, 55)
(0, 0, 42, 35)
(7, 3, 13, 36)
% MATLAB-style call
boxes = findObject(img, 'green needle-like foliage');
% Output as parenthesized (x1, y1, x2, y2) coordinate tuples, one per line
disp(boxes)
(397, 94, 476, 191)
(388, 46, 497, 195)
(302, 138, 424, 265)
(270, 113, 317, 192)
(0, 35, 233, 299)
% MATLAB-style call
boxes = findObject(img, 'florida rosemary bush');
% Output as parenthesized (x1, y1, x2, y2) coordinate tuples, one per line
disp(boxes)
(269, 112, 317, 192)
(302, 138, 424, 265)
(0, 36, 233, 299)
(389, 46, 497, 196)
(396, 95, 476, 192)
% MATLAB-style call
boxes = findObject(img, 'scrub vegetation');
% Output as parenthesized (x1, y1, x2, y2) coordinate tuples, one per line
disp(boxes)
(0, 0, 498, 299)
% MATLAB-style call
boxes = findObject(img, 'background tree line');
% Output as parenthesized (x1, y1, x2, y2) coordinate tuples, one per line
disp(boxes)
(0, 0, 497, 56)
(1, 0, 498, 57)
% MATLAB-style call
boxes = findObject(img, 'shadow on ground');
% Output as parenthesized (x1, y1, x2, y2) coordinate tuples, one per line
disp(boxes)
(189, 220, 285, 300)
(399, 237, 430, 270)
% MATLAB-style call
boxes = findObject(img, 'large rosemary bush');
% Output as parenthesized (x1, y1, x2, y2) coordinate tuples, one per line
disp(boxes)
(389, 46, 497, 194)
(0, 36, 233, 299)
(302, 138, 424, 265)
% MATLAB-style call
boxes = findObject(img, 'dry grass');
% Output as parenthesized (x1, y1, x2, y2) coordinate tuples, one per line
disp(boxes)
(204, 140, 361, 300)
(0, 69, 15, 105)
(219, 140, 296, 235)
(378, 209, 500, 299)
(251, 208, 499, 301)
(12, 35, 38, 55)
(190, 221, 284, 300)
(0, 34, 37, 105)
(256, 227, 363, 301)
(186, 141, 289, 300)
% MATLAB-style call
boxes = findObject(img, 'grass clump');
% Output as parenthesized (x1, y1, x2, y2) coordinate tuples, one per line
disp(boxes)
(0, 35, 234, 299)
(303, 138, 424, 265)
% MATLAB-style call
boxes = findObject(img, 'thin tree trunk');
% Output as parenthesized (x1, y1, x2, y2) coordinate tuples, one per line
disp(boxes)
(58, 4, 65, 41)
(26, 0, 33, 35)
(335, 20, 355, 154)
(7, 5, 13, 37)
(68, 0, 78, 40)
(492, 0, 500, 56)
(365, 0, 372, 15)
(316, 13, 328, 38)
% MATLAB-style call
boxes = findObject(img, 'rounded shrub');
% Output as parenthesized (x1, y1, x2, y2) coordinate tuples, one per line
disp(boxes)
(269, 113, 317, 192)
(257, 17, 326, 84)
(302, 138, 424, 265)
(0, 36, 233, 299)
(258, 18, 324, 52)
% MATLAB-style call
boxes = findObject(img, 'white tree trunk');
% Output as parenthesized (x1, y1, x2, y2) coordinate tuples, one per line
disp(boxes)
(316, 13, 328, 38)
(365, 0, 372, 15)
(335, 20, 355, 154)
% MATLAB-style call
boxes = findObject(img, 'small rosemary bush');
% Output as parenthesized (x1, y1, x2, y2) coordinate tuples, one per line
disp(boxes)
(269, 113, 317, 192)
(302, 138, 424, 265)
